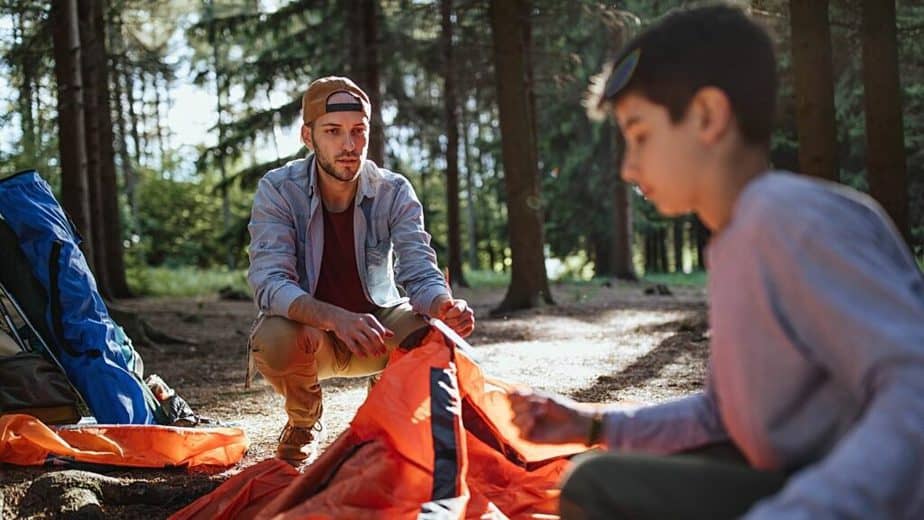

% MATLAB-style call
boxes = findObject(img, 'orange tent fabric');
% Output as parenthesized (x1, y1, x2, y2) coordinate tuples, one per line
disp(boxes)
(0, 413, 248, 468)
(172, 333, 588, 519)
(170, 458, 299, 520)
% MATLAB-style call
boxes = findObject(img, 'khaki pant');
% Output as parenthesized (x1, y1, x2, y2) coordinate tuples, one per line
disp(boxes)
(249, 303, 429, 427)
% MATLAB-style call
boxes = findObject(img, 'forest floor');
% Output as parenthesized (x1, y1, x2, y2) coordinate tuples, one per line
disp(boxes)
(1, 279, 709, 519)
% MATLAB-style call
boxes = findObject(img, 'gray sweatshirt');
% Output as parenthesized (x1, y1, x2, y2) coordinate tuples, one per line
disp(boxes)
(601, 172, 924, 519)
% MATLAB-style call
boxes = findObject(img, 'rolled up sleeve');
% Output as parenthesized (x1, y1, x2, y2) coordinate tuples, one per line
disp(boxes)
(389, 177, 449, 315)
(247, 177, 307, 317)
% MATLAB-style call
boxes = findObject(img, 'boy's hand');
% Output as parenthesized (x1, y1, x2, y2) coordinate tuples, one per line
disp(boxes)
(509, 389, 596, 445)
(430, 295, 475, 338)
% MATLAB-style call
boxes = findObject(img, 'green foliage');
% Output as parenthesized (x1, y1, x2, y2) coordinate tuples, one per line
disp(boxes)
(464, 268, 511, 289)
(3, 0, 924, 288)
(131, 173, 249, 268)
(643, 271, 707, 288)
(127, 266, 250, 297)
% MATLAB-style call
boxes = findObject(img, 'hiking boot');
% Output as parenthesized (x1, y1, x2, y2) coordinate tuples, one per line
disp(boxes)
(276, 421, 324, 465)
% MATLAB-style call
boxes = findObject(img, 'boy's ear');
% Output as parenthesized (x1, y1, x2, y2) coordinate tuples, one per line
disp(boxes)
(692, 87, 732, 145)
(301, 124, 314, 151)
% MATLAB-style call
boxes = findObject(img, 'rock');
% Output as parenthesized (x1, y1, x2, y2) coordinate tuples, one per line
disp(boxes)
(20, 470, 109, 518)
(19, 469, 219, 518)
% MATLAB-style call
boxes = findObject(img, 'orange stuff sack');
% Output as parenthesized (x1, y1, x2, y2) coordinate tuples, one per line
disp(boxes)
(0, 414, 248, 468)
(172, 333, 589, 519)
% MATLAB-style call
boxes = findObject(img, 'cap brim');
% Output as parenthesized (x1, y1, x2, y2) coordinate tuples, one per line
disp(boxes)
(601, 48, 641, 104)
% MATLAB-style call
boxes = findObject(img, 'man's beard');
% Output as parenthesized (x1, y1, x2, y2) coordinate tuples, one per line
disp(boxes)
(316, 149, 362, 183)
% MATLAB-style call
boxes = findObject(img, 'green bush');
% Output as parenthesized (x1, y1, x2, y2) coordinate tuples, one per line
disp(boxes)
(127, 267, 251, 297)
(643, 271, 707, 288)
(463, 268, 511, 288)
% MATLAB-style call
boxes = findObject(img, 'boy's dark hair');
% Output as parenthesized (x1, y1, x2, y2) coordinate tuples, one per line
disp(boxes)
(589, 4, 777, 147)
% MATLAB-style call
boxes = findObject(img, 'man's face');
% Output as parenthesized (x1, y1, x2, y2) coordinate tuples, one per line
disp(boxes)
(303, 95, 369, 183)
(613, 93, 704, 217)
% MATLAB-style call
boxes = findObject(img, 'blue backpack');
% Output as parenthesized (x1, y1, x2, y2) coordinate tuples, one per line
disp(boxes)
(0, 170, 161, 424)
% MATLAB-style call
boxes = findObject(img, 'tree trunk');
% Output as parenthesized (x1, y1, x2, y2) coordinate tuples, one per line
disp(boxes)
(363, 0, 385, 167)
(51, 0, 94, 270)
(489, 0, 553, 312)
(861, 0, 909, 243)
(15, 12, 37, 164)
(352, 0, 385, 167)
(348, 0, 361, 72)
(124, 57, 142, 166)
(110, 9, 138, 236)
(486, 239, 497, 273)
(90, 0, 131, 297)
(139, 70, 148, 163)
(78, 0, 111, 298)
(790, 0, 838, 182)
(643, 229, 654, 274)
(593, 232, 612, 277)
(461, 101, 479, 271)
(694, 216, 710, 271)
(658, 227, 668, 273)
(441, 0, 467, 288)
(154, 73, 166, 169)
(611, 130, 636, 280)
(208, 3, 233, 269)
(672, 218, 684, 273)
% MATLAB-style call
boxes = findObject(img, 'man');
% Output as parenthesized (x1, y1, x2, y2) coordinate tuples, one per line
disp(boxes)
(248, 76, 475, 465)
(510, 5, 924, 519)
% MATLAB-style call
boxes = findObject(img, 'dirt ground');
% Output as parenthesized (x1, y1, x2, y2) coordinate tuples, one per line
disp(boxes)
(0, 279, 709, 519)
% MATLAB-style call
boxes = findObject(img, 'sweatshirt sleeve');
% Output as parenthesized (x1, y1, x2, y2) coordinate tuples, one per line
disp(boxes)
(388, 176, 449, 315)
(602, 384, 729, 454)
(745, 210, 924, 519)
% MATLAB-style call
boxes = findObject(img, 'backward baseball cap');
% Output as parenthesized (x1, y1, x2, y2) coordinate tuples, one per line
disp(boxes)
(301, 76, 371, 125)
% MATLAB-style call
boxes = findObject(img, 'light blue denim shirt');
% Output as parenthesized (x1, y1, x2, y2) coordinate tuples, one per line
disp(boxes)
(247, 154, 449, 318)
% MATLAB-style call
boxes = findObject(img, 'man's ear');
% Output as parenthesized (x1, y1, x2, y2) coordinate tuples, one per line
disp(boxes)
(301, 124, 314, 150)
(691, 87, 731, 145)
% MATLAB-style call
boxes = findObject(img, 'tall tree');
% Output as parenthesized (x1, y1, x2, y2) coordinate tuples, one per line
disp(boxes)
(441, 0, 467, 287)
(790, 0, 838, 181)
(350, 0, 385, 166)
(490, 0, 553, 311)
(672, 219, 684, 272)
(861, 0, 909, 242)
(206, 0, 233, 269)
(11, 10, 38, 165)
(363, 0, 385, 167)
(78, 0, 110, 296)
(51, 0, 94, 269)
(460, 105, 479, 271)
(109, 7, 138, 233)
(611, 130, 636, 280)
(91, 0, 131, 297)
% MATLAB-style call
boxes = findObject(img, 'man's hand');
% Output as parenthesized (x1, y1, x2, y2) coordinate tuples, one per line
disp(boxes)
(325, 306, 394, 357)
(289, 295, 394, 357)
(430, 295, 475, 338)
(508, 388, 597, 445)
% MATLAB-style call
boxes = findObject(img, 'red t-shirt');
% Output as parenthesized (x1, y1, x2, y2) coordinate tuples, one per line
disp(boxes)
(313, 205, 376, 314)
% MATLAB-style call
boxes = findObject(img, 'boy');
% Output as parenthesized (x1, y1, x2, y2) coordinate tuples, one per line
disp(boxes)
(509, 4, 924, 519)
